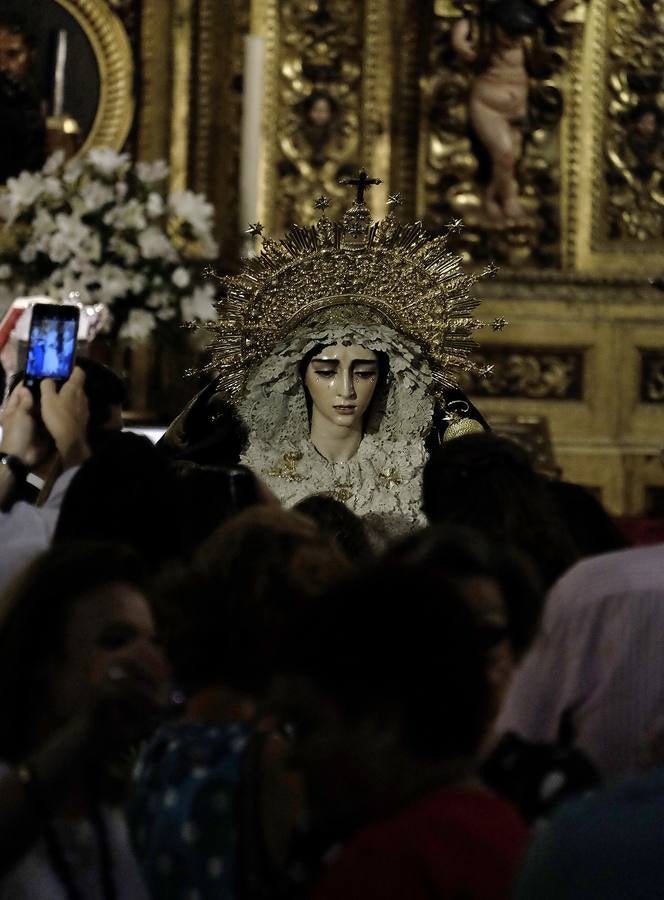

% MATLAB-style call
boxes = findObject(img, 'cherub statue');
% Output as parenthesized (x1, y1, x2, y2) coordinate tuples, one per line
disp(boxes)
(452, 0, 578, 221)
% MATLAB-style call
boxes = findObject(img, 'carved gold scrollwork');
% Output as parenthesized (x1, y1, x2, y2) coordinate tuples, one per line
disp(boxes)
(275, 0, 363, 232)
(461, 347, 584, 399)
(604, 0, 664, 242)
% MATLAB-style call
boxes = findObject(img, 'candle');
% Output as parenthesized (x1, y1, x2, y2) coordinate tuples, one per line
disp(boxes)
(52, 29, 68, 118)
(239, 34, 265, 255)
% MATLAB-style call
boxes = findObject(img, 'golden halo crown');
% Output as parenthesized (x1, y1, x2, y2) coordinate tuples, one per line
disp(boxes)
(203, 172, 500, 402)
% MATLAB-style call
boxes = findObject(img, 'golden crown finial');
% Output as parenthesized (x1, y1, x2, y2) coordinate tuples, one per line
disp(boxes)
(201, 190, 502, 403)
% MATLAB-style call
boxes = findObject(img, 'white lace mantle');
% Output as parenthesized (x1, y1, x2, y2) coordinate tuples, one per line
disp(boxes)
(238, 318, 434, 535)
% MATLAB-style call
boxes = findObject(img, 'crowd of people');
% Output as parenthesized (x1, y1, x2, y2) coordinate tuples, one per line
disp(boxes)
(0, 359, 662, 899)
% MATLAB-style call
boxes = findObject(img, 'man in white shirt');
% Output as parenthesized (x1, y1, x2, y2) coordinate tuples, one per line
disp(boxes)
(495, 542, 664, 781)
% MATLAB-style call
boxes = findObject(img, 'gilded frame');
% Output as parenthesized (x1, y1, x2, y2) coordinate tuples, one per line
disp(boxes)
(53, 0, 134, 156)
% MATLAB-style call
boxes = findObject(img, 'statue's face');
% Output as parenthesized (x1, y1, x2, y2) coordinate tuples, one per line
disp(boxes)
(304, 343, 379, 429)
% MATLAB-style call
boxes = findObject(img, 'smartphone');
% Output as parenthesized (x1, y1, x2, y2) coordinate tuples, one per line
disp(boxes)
(24, 303, 79, 394)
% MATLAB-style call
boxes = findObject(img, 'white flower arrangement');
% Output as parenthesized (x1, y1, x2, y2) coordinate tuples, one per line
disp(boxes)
(0, 149, 219, 340)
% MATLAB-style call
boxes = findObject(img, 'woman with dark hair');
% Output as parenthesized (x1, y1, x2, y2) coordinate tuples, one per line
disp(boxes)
(0, 542, 168, 899)
(130, 506, 348, 900)
(390, 524, 543, 661)
(422, 433, 579, 589)
(273, 559, 528, 899)
(53, 431, 186, 566)
(389, 526, 599, 822)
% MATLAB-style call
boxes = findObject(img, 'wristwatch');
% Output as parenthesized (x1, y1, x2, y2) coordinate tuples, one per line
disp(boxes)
(0, 452, 29, 483)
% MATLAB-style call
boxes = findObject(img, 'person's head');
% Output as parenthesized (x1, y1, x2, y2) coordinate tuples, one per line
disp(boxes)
(547, 479, 628, 558)
(54, 431, 185, 566)
(301, 342, 381, 432)
(423, 433, 579, 588)
(0, 15, 33, 83)
(0, 542, 166, 762)
(273, 561, 492, 833)
(171, 461, 263, 556)
(390, 525, 542, 658)
(389, 526, 543, 707)
(154, 505, 349, 699)
(74, 356, 126, 436)
(293, 493, 374, 562)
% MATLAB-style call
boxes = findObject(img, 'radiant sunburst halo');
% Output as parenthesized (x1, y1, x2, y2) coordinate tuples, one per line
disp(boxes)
(201, 172, 506, 404)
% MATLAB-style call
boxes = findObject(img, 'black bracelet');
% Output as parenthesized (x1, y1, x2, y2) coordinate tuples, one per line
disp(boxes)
(0, 452, 29, 484)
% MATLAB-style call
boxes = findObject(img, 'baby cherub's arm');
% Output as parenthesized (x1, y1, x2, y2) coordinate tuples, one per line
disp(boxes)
(451, 18, 477, 63)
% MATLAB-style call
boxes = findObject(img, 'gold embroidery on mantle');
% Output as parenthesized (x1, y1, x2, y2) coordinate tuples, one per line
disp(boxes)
(266, 451, 305, 481)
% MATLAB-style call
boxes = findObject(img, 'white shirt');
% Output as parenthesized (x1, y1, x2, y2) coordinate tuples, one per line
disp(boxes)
(496, 543, 664, 781)
(0, 764, 148, 900)
(0, 468, 77, 597)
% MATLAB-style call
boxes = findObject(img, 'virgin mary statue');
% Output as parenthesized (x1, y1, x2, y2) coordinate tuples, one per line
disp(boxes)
(162, 177, 498, 535)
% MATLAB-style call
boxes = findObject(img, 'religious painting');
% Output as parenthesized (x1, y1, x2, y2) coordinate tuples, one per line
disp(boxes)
(0, 0, 133, 184)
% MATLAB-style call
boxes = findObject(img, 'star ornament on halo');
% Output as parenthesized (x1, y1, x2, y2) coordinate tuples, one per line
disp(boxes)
(480, 364, 495, 378)
(247, 222, 264, 237)
(387, 192, 404, 208)
(492, 316, 508, 332)
(314, 195, 331, 211)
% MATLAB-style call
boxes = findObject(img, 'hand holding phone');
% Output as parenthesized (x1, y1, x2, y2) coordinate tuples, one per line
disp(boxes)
(40, 367, 91, 469)
(0, 384, 46, 468)
(24, 303, 80, 396)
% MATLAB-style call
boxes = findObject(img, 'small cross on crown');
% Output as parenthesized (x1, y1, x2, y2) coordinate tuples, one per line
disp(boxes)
(339, 168, 383, 204)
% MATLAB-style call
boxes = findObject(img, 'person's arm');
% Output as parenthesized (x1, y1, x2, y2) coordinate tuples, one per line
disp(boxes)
(0, 386, 48, 508)
(0, 715, 91, 874)
(0, 366, 90, 507)
(0, 661, 166, 876)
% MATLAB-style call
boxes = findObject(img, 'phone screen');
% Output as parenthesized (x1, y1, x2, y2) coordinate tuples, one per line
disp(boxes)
(25, 305, 79, 381)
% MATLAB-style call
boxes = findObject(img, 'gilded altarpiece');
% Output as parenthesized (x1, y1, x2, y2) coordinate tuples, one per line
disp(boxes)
(418, 0, 582, 269)
(257, 0, 392, 235)
(394, 0, 664, 514)
(127, 0, 664, 513)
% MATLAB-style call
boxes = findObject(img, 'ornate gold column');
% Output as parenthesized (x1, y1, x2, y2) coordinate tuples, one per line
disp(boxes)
(136, 0, 174, 162)
(169, 0, 194, 190)
(257, 0, 393, 236)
